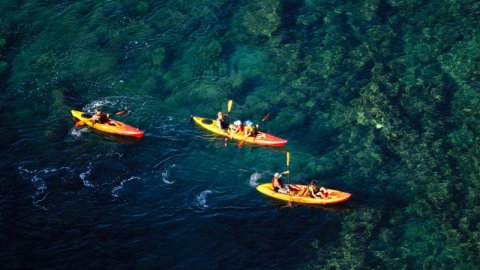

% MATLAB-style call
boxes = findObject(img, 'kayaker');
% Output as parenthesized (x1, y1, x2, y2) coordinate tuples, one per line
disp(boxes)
(308, 180, 331, 199)
(216, 111, 229, 131)
(272, 171, 292, 194)
(244, 120, 266, 140)
(91, 108, 111, 124)
(228, 120, 243, 139)
(243, 120, 255, 139)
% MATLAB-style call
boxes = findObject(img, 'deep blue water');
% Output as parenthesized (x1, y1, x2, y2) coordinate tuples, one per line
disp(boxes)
(1, 98, 357, 269)
(2, 97, 363, 269)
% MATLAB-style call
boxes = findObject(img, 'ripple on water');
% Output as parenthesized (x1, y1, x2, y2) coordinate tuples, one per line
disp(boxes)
(161, 164, 176, 184)
(111, 176, 142, 198)
(69, 126, 89, 139)
(79, 162, 94, 188)
(249, 172, 263, 187)
(18, 166, 74, 210)
(195, 190, 213, 209)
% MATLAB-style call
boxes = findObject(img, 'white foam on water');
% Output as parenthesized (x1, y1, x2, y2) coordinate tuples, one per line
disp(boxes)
(162, 164, 176, 184)
(18, 166, 71, 209)
(195, 190, 213, 209)
(249, 172, 263, 187)
(79, 162, 94, 187)
(111, 176, 141, 198)
(70, 127, 88, 139)
(84, 99, 116, 112)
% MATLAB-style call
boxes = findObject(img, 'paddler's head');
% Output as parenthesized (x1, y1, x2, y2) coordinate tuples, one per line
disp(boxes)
(311, 180, 318, 186)
(234, 120, 241, 126)
(274, 173, 281, 179)
(95, 107, 101, 115)
(217, 111, 223, 118)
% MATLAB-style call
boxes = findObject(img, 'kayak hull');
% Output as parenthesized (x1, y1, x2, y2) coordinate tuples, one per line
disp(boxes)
(71, 110, 144, 138)
(192, 116, 287, 146)
(256, 183, 351, 205)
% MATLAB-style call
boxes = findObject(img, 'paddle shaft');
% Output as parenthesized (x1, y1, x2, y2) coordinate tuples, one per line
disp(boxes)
(224, 100, 233, 146)
(238, 112, 270, 146)
(286, 152, 295, 207)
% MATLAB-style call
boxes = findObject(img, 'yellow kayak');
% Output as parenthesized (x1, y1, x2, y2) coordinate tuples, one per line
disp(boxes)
(71, 110, 144, 138)
(256, 183, 351, 205)
(192, 116, 287, 146)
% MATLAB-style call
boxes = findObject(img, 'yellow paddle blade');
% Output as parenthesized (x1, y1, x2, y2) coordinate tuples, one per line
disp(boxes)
(286, 152, 290, 166)
(227, 100, 233, 113)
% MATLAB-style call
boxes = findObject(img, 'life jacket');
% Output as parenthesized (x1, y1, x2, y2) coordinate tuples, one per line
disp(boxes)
(94, 113, 109, 124)
(253, 125, 259, 135)
(245, 125, 254, 134)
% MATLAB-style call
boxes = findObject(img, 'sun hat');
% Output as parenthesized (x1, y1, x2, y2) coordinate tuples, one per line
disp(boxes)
(234, 120, 241, 126)
(245, 120, 253, 126)
(274, 173, 281, 178)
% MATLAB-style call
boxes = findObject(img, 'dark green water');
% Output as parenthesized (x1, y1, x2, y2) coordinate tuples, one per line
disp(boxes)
(1, 0, 479, 269)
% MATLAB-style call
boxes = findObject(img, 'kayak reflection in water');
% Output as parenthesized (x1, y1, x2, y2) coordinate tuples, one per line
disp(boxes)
(271, 171, 299, 194)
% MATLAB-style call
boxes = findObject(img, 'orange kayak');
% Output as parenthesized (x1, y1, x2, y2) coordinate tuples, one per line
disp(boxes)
(71, 110, 144, 138)
(256, 183, 351, 205)
(192, 116, 287, 146)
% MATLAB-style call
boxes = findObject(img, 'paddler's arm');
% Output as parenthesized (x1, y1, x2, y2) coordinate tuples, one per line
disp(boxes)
(230, 127, 240, 139)
(309, 186, 320, 199)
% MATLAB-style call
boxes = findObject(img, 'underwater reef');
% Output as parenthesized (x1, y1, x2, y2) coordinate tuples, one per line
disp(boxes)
(1, 0, 479, 268)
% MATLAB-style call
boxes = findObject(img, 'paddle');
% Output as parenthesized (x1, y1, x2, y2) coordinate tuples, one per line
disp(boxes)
(286, 152, 296, 207)
(237, 112, 270, 146)
(287, 152, 290, 183)
(224, 100, 233, 146)
(237, 113, 270, 146)
(75, 110, 128, 127)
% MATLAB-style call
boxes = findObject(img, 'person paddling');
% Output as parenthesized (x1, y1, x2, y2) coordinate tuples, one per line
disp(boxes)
(228, 120, 243, 139)
(308, 180, 332, 199)
(91, 108, 111, 124)
(216, 111, 229, 132)
(271, 171, 299, 194)
(243, 120, 255, 140)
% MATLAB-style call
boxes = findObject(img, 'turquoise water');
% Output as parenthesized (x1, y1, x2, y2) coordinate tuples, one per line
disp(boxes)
(1, 0, 480, 269)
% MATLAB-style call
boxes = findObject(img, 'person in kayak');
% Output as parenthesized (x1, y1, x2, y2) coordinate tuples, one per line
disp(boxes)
(228, 120, 243, 139)
(91, 108, 111, 124)
(308, 180, 332, 199)
(271, 171, 299, 194)
(243, 120, 255, 139)
(244, 120, 266, 140)
(216, 111, 229, 131)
